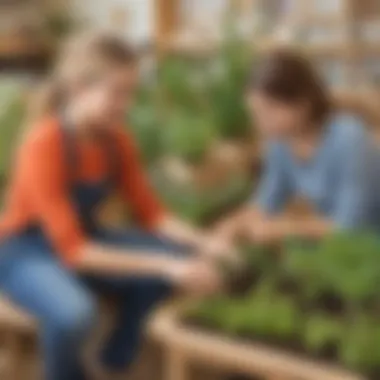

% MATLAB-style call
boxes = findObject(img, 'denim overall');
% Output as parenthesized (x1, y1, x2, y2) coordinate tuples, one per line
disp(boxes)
(0, 122, 185, 380)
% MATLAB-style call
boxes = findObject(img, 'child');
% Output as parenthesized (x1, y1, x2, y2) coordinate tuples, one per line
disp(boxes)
(0, 32, 232, 380)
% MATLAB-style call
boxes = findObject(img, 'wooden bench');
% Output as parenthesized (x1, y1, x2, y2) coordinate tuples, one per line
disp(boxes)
(0, 295, 174, 380)
(0, 296, 36, 380)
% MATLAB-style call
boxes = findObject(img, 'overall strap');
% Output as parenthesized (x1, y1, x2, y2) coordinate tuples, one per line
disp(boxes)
(59, 117, 122, 188)
(59, 116, 79, 189)
(100, 131, 122, 187)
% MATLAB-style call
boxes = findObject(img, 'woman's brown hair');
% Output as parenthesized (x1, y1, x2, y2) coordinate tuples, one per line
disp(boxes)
(28, 31, 137, 123)
(250, 49, 332, 125)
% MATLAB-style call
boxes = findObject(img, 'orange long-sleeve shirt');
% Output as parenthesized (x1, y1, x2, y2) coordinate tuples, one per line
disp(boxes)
(0, 116, 166, 266)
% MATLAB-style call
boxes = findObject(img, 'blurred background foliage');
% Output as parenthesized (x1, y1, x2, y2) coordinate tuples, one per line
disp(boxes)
(130, 19, 254, 164)
(129, 19, 256, 224)
(0, 83, 26, 187)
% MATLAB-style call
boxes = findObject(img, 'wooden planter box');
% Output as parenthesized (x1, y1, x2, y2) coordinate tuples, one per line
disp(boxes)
(149, 301, 366, 380)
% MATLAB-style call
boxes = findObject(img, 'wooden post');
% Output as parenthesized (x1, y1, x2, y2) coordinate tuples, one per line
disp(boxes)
(155, 0, 179, 52)
(166, 348, 188, 380)
(3, 331, 23, 380)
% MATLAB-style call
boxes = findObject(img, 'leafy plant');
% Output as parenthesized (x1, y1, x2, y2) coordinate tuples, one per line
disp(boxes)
(246, 291, 300, 340)
(285, 233, 380, 306)
(304, 314, 343, 354)
(128, 95, 163, 164)
(129, 16, 255, 166)
(161, 110, 217, 164)
(207, 21, 253, 139)
(340, 317, 380, 371)
(187, 232, 380, 376)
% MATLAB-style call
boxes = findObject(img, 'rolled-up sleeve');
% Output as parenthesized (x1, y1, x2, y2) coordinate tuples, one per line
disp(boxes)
(19, 131, 88, 266)
(252, 143, 292, 214)
(116, 129, 167, 229)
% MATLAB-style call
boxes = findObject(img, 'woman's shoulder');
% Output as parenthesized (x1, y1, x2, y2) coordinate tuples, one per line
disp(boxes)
(25, 116, 60, 141)
(18, 116, 62, 158)
(328, 112, 367, 138)
(327, 112, 368, 149)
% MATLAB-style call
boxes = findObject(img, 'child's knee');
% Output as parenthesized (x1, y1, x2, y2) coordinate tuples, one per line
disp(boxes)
(50, 294, 98, 338)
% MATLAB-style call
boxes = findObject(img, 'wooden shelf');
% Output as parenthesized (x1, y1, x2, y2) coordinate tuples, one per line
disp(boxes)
(158, 34, 355, 58)
(256, 39, 353, 57)
(0, 36, 50, 58)
(295, 13, 348, 26)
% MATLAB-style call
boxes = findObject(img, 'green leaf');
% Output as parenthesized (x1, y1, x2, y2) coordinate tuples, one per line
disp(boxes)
(304, 314, 343, 354)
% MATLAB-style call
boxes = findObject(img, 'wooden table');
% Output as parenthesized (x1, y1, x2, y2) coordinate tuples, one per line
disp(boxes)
(149, 301, 366, 380)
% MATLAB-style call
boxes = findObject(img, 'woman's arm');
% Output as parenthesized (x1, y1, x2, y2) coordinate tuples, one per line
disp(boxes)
(75, 243, 182, 276)
(245, 214, 333, 244)
(154, 215, 239, 263)
(213, 143, 293, 243)
(156, 215, 208, 247)
(19, 128, 220, 294)
(117, 131, 237, 261)
(214, 206, 333, 245)
(213, 206, 261, 240)
(74, 243, 221, 295)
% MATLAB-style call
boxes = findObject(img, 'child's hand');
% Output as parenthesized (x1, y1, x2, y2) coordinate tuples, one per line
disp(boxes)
(246, 218, 294, 244)
(245, 220, 273, 244)
(199, 235, 242, 268)
(166, 258, 222, 296)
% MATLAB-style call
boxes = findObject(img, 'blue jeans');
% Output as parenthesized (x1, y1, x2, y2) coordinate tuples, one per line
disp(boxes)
(0, 228, 186, 380)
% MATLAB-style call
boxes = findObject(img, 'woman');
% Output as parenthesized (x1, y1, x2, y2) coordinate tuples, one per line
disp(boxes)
(218, 49, 380, 245)
(0, 33, 231, 380)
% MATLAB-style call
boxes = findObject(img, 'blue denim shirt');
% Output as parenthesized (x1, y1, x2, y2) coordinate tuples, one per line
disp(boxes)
(253, 113, 380, 231)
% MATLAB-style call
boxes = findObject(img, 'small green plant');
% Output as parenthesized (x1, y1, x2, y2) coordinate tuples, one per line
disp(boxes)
(187, 232, 380, 377)
(285, 233, 380, 307)
(339, 317, 380, 371)
(304, 314, 343, 354)
(246, 291, 300, 340)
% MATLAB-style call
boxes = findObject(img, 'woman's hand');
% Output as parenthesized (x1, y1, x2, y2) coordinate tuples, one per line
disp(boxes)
(156, 215, 241, 266)
(198, 235, 242, 267)
(166, 258, 222, 296)
(246, 216, 332, 244)
(244, 218, 288, 244)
